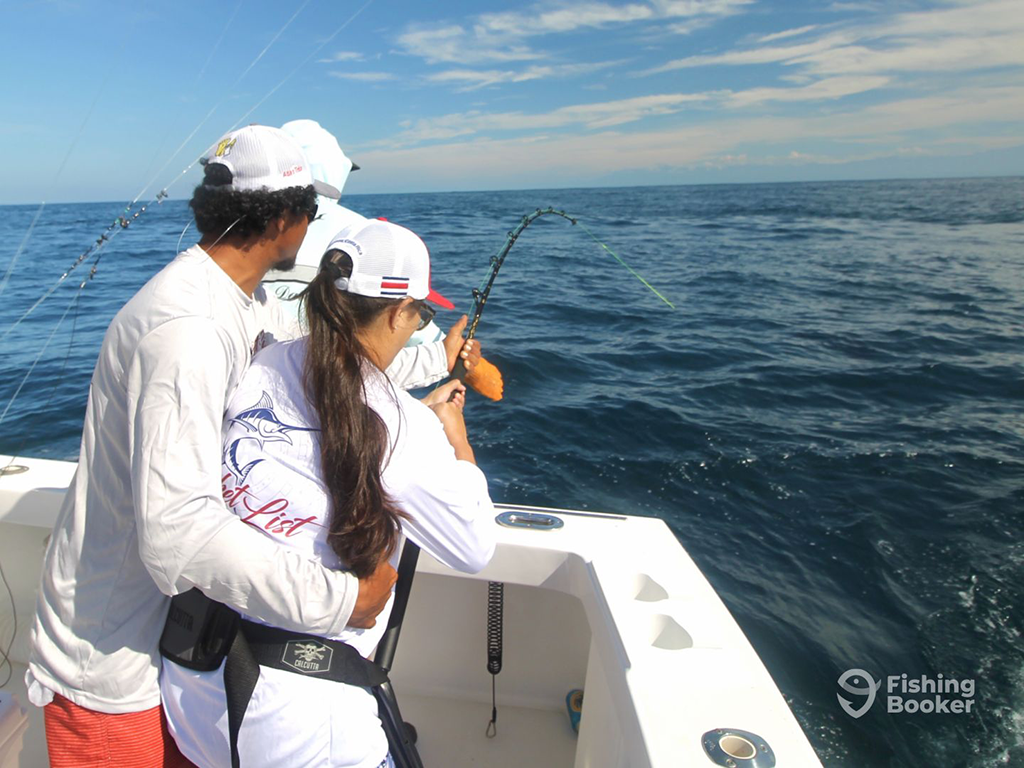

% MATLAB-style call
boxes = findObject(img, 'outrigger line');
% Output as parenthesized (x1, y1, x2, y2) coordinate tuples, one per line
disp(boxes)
(0, 194, 166, 345)
(0, 0, 381, 459)
(1, 0, 378, 344)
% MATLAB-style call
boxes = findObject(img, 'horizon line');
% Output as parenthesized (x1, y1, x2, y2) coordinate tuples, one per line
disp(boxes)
(1, 171, 1022, 208)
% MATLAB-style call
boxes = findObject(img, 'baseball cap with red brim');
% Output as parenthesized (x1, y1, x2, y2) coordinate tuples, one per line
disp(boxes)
(324, 219, 454, 309)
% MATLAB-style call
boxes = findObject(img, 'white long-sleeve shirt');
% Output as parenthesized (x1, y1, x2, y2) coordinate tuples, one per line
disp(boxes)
(27, 246, 363, 714)
(161, 337, 496, 768)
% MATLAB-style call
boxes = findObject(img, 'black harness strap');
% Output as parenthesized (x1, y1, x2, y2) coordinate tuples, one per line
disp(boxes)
(161, 589, 412, 767)
(223, 619, 392, 767)
(223, 627, 260, 768)
(239, 620, 388, 687)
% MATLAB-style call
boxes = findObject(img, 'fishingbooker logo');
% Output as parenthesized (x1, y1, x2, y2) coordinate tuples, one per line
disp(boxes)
(838, 669, 975, 717)
(837, 669, 880, 718)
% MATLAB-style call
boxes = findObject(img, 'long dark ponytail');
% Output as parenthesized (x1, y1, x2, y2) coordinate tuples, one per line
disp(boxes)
(300, 249, 407, 578)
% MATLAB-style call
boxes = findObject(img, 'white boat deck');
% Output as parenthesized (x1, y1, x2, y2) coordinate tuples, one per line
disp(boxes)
(398, 694, 577, 767)
(0, 456, 823, 766)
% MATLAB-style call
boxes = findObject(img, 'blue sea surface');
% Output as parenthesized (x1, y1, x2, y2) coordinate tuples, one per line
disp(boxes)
(2, 177, 1024, 766)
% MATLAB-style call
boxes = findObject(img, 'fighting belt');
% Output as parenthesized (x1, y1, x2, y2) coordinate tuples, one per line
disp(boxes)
(160, 588, 402, 768)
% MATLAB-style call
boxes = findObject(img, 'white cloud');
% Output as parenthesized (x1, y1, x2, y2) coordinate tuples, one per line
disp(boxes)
(792, 34, 1024, 76)
(327, 71, 396, 82)
(727, 75, 889, 106)
(758, 25, 820, 43)
(396, 0, 752, 65)
(395, 24, 543, 66)
(349, 83, 1024, 186)
(317, 51, 363, 63)
(425, 61, 622, 91)
(373, 92, 713, 147)
(827, 2, 882, 12)
(645, 0, 1024, 77)
(370, 76, 1024, 152)
(650, 0, 752, 16)
(479, 2, 654, 35)
(642, 32, 853, 73)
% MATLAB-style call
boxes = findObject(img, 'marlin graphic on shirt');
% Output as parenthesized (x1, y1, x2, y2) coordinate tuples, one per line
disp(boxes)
(224, 391, 315, 484)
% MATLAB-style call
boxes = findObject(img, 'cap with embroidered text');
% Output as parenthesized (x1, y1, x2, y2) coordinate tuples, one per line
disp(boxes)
(201, 125, 340, 199)
(324, 219, 454, 309)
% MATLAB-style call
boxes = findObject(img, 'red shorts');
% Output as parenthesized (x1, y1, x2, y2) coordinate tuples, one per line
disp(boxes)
(43, 694, 196, 768)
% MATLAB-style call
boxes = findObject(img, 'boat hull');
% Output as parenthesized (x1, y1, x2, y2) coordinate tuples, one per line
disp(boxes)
(0, 456, 822, 766)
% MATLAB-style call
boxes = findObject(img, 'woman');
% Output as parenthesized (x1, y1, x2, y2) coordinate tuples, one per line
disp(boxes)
(160, 219, 496, 767)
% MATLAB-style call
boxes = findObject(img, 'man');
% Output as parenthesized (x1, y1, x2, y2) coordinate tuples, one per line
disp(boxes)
(28, 125, 398, 766)
(264, 118, 479, 387)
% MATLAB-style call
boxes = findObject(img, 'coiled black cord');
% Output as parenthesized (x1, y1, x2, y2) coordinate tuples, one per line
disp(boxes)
(485, 581, 504, 737)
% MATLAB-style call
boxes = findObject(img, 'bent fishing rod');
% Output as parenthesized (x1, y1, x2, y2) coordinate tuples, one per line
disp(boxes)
(378, 207, 675, 760)
(377, 209, 578, 762)
(450, 208, 577, 382)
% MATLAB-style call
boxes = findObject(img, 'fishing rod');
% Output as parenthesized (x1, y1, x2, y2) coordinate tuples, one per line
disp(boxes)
(450, 206, 675, 384)
(451, 208, 577, 382)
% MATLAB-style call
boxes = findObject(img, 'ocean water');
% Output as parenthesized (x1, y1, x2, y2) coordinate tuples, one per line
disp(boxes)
(2, 177, 1024, 766)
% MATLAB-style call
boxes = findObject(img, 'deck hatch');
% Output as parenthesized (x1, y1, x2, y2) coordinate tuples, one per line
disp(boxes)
(495, 510, 564, 530)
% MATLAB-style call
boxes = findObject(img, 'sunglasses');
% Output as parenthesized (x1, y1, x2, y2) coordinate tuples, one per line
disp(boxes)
(412, 300, 436, 331)
(305, 201, 319, 223)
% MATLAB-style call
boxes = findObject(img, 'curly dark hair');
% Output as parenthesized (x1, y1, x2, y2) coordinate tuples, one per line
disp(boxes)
(189, 162, 317, 239)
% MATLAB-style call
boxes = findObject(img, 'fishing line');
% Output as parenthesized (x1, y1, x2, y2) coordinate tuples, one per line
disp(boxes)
(575, 220, 675, 309)
(0, 219, 128, 344)
(134, 0, 248, 198)
(176, 219, 194, 254)
(455, 208, 673, 362)
(0, 285, 86, 430)
(1, 1, 377, 445)
(229, 0, 378, 129)
(0, 37, 127, 300)
(0, 285, 82, 478)
(0, 205, 46, 300)
(0, 556, 16, 688)
(136, 0, 376, 207)
(0, 204, 221, 447)
(195, 0, 247, 83)
(441, 207, 672, 401)
(3, 0, 359, 340)
(237, 0, 316, 87)
(129, 0, 315, 208)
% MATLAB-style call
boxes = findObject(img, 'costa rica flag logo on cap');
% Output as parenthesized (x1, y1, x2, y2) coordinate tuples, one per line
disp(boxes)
(380, 277, 410, 297)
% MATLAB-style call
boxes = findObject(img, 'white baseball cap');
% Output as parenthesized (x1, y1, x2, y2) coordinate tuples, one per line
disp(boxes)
(201, 125, 340, 199)
(280, 119, 359, 199)
(325, 219, 454, 310)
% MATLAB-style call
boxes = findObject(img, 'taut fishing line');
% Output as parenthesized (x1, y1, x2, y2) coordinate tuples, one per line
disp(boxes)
(128, 0, 317, 210)
(455, 210, 670, 737)
(450, 207, 674, 385)
(0, 37, 127, 301)
(0, 0, 377, 454)
(1, 286, 83, 478)
(133, 0, 248, 202)
(3, 0, 379, 341)
(227, 0, 378, 130)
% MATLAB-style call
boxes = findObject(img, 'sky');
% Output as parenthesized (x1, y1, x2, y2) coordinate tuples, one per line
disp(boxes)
(1, 0, 1022, 203)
